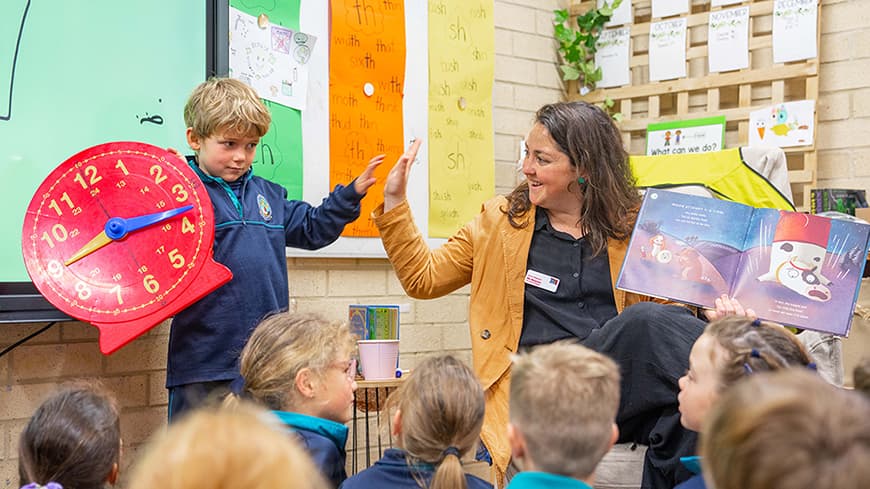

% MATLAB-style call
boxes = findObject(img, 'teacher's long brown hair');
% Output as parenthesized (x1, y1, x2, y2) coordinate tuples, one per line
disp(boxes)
(504, 101, 639, 255)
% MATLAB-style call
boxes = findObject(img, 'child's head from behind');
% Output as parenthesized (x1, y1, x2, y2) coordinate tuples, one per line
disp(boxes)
(387, 355, 484, 489)
(700, 369, 870, 489)
(129, 404, 328, 489)
(236, 312, 358, 423)
(19, 381, 121, 489)
(509, 342, 620, 481)
(183, 77, 271, 182)
(677, 316, 811, 432)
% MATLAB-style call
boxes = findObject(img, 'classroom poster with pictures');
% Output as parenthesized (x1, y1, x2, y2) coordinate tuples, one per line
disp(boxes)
(651, 0, 689, 19)
(601, 0, 633, 27)
(708, 6, 750, 73)
(749, 100, 815, 148)
(646, 116, 726, 156)
(229, 7, 317, 111)
(595, 27, 631, 88)
(649, 18, 687, 82)
(773, 0, 817, 63)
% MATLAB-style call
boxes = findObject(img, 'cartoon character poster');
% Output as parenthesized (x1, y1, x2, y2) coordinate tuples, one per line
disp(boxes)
(617, 190, 870, 335)
(748, 99, 815, 148)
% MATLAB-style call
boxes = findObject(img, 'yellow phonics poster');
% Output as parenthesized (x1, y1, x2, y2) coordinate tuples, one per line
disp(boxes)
(428, 0, 495, 237)
(329, 0, 406, 237)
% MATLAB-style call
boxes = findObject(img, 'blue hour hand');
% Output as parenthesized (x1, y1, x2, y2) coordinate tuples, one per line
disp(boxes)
(104, 205, 194, 240)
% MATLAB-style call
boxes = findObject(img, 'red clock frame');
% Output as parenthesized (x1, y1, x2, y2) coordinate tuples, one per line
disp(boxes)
(22, 142, 231, 354)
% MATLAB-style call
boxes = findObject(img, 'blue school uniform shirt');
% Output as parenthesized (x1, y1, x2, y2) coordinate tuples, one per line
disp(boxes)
(340, 448, 493, 489)
(166, 159, 362, 388)
(674, 456, 707, 489)
(273, 410, 350, 488)
(506, 472, 593, 489)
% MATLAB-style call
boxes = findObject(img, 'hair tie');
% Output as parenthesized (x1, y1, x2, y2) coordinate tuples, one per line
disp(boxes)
(440, 446, 461, 461)
(743, 363, 754, 375)
(750, 348, 761, 358)
(751, 318, 761, 327)
(21, 483, 63, 489)
(807, 362, 818, 371)
(229, 374, 247, 397)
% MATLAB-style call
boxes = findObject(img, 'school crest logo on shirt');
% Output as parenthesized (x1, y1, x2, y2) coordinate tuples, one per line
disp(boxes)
(257, 194, 272, 221)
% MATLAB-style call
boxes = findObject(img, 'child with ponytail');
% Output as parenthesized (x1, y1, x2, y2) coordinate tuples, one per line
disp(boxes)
(675, 315, 815, 489)
(340, 355, 492, 489)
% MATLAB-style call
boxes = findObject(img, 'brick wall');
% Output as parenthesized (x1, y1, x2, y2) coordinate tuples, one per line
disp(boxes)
(0, 1, 567, 486)
(817, 0, 870, 189)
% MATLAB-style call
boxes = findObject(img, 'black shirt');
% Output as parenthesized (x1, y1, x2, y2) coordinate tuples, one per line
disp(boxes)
(519, 210, 619, 348)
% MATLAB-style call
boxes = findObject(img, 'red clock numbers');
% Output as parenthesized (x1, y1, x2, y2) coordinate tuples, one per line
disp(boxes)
(22, 142, 232, 354)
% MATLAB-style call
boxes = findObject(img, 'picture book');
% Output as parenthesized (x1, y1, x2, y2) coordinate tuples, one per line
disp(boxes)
(616, 189, 870, 336)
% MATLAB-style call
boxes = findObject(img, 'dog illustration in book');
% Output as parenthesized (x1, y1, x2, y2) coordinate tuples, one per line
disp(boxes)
(758, 212, 832, 302)
(678, 247, 711, 283)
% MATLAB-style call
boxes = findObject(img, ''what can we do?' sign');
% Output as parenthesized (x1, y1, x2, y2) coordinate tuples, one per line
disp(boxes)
(646, 116, 726, 156)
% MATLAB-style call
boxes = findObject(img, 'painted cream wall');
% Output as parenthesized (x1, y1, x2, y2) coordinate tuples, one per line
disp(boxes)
(0, 1, 567, 485)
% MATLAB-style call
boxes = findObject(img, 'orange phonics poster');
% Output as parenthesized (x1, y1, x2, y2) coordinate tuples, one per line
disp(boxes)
(329, 0, 406, 237)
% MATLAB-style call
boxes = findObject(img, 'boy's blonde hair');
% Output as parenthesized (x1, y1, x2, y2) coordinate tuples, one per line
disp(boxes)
(184, 77, 271, 139)
(229, 312, 356, 411)
(386, 355, 485, 489)
(128, 404, 328, 489)
(703, 317, 812, 391)
(700, 369, 870, 489)
(510, 342, 620, 480)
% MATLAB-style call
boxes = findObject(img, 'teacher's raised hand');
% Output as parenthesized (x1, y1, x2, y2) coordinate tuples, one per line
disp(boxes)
(384, 138, 423, 212)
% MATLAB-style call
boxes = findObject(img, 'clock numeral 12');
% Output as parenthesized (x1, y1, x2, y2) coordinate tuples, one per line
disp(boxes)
(73, 165, 103, 188)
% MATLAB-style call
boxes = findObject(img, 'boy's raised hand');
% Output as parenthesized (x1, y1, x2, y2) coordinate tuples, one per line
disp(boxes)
(384, 139, 423, 212)
(353, 154, 386, 195)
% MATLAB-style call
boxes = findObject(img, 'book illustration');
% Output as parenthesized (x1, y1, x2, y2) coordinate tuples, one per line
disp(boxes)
(617, 190, 870, 335)
(757, 212, 831, 302)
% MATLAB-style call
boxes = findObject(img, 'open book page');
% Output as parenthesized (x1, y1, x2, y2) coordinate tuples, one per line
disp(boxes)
(730, 209, 870, 335)
(617, 190, 753, 309)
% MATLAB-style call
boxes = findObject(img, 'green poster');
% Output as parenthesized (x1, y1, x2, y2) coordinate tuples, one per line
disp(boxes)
(229, 1, 304, 199)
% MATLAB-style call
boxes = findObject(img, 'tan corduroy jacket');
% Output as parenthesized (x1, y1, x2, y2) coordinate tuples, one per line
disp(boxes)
(373, 196, 665, 482)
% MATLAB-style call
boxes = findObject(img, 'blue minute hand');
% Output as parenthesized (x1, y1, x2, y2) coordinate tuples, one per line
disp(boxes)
(104, 205, 194, 240)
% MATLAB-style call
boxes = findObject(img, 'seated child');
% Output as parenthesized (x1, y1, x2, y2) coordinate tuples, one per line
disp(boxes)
(129, 404, 328, 489)
(700, 369, 870, 489)
(506, 342, 621, 489)
(225, 311, 358, 487)
(340, 355, 492, 489)
(675, 316, 813, 489)
(18, 382, 121, 489)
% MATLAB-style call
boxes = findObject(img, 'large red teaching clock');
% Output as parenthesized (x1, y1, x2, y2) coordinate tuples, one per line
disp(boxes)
(22, 142, 232, 354)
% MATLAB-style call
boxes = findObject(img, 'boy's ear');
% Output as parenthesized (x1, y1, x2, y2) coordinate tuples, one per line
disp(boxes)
(186, 128, 201, 151)
(295, 368, 317, 398)
(507, 423, 526, 460)
(391, 408, 403, 437)
(608, 423, 619, 451)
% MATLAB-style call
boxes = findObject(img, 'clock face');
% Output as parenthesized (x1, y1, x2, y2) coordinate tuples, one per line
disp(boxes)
(22, 141, 231, 353)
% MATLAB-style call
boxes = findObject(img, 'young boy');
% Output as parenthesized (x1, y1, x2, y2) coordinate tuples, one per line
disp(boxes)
(507, 342, 621, 489)
(167, 78, 384, 419)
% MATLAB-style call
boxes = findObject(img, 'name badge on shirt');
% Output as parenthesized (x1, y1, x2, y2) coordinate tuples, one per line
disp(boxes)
(524, 269, 560, 293)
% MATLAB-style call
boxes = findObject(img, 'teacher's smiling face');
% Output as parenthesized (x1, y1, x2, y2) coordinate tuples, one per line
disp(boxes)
(522, 122, 582, 212)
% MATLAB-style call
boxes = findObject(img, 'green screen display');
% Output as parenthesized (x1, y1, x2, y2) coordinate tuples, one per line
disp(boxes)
(0, 0, 206, 282)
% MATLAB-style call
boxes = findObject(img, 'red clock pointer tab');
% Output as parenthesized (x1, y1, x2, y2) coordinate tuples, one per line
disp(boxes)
(93, 258, 231, 354)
